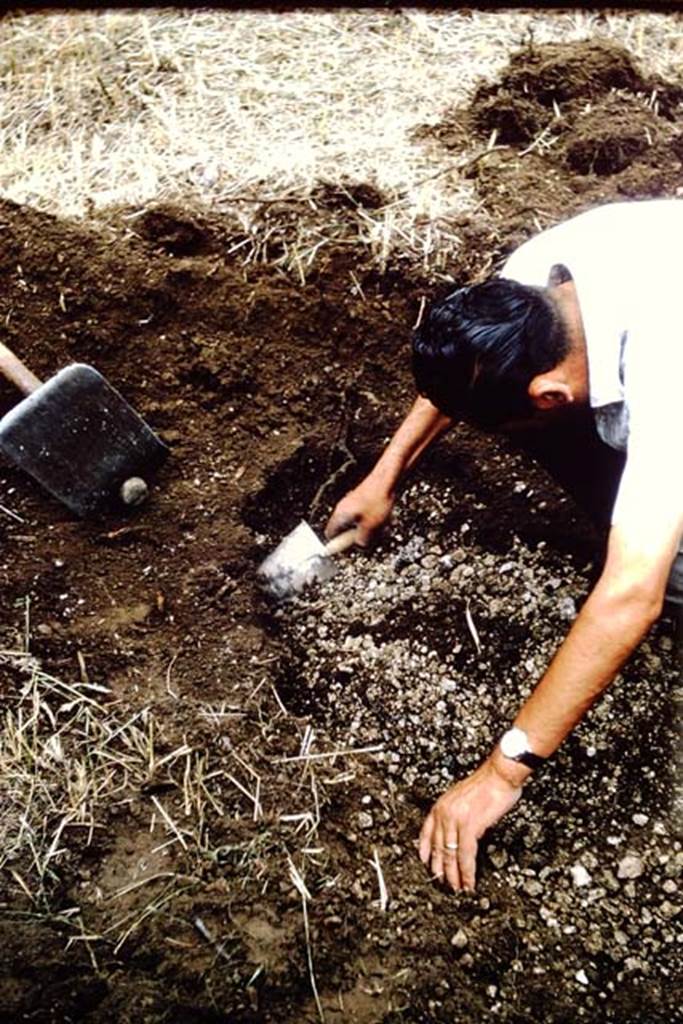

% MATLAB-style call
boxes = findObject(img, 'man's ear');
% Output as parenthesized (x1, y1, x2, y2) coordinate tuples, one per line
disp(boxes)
(527, 374, 574, 411)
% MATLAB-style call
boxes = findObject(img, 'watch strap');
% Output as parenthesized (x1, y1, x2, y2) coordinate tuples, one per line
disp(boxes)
(516, 749, 546, 770)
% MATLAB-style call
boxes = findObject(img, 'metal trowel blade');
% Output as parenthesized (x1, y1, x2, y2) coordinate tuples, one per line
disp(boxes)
(258, 521, 337, 599)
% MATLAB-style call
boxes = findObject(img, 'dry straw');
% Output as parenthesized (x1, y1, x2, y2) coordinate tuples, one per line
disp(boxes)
(0, 8, 680, 269)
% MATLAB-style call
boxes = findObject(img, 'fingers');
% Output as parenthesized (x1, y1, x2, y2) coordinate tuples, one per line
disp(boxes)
(350, 525, 371, 548)
(325, 513, 371, 547)
(420, 801, 477, 891)
(418, 762, 523, 894)
(429, 821, 446, 882)
(421, 809, 447, 883)
(457, 834, 478, 891)
(443, 829, 462, 890)
(324, 483, 392, 543)
(420, 811, 464, 888)
(325, 504, 363, 539)
(418, 812, 434, 865)
(323, 511, 351, 540)
(419, 812, 445, 881)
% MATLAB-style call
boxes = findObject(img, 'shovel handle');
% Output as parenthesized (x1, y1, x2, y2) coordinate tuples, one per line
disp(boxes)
(323, 526, 361, 556)
(0, 341, 42, 396)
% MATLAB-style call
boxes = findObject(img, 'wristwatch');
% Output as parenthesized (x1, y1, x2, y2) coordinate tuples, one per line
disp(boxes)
(499, 727, 546, 770)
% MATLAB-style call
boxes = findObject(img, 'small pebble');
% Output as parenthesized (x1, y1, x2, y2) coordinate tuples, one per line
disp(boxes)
(659, 900, 678, 919)
(489, 848, 508, 869)
(570, 864, 592, 888)
(618, 855, 644, 880)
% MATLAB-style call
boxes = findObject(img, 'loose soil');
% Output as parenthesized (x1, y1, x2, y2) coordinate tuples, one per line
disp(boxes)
(1, 40, 681, 1024)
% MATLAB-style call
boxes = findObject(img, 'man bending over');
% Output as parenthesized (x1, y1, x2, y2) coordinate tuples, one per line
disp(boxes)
(325, 199, 683, 891)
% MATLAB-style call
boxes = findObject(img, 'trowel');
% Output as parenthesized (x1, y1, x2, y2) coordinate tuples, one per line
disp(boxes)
(258, 521, 360, 599)
(0, 341, 168, 517)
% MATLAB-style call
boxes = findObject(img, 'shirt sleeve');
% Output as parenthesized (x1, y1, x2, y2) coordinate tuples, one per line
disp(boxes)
(610, 310, 683, 535)
(500, 236, 553, 287)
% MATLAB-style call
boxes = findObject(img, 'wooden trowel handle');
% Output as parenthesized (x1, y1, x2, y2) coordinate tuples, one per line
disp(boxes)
(0, 341, 42, 396)
(323, 526, 361, 556)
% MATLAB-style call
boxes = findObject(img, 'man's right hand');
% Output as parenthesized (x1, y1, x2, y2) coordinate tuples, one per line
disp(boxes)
(325, 396, 452, 548)
(325, 479, 394, 547)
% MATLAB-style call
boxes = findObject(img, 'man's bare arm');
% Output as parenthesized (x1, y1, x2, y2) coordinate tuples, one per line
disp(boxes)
(493, 511, 682, 784)
(326, 395, 452, 543)
(420, 496, 683, 890)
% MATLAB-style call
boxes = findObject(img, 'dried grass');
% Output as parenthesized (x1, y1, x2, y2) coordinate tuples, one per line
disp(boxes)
(0, 638, 231, 925)
(0, 631, 369, 960)
(0, 8, 681, 259)
(0, 647, 155, 903)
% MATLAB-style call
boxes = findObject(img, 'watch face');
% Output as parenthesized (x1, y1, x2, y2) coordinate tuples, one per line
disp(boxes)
(501, 727, 528, 759)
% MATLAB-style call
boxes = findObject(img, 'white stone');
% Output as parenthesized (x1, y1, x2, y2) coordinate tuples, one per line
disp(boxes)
(570, 864, 592, 888)
(617, 854, 644, 880)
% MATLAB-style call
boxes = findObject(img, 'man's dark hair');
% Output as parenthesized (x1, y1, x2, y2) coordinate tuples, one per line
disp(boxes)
(412, 279, 569, 429)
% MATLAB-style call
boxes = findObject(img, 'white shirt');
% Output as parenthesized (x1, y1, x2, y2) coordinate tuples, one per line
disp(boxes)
(500, 200, 683, 533)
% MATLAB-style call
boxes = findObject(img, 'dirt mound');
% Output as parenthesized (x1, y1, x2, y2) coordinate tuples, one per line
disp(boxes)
(417, 40, 683, 247)
(471, 40, 682, 144)
(560, 94, 664, 176)
(491, 39, 645, 103)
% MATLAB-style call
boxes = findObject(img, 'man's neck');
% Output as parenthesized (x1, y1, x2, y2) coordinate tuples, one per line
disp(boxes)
(549, 280, 590, 404)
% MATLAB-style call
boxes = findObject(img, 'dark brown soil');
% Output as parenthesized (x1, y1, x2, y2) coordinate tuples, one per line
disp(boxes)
(418, 38, 683, 251)
(0, 39, 681, 1024)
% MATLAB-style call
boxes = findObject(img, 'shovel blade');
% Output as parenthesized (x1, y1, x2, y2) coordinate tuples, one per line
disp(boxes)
(258, 521, 336, 599)
(0, 364, 168, 516)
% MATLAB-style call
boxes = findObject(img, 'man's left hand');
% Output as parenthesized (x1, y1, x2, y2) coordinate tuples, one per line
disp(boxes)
(418, 759, 523, 890)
